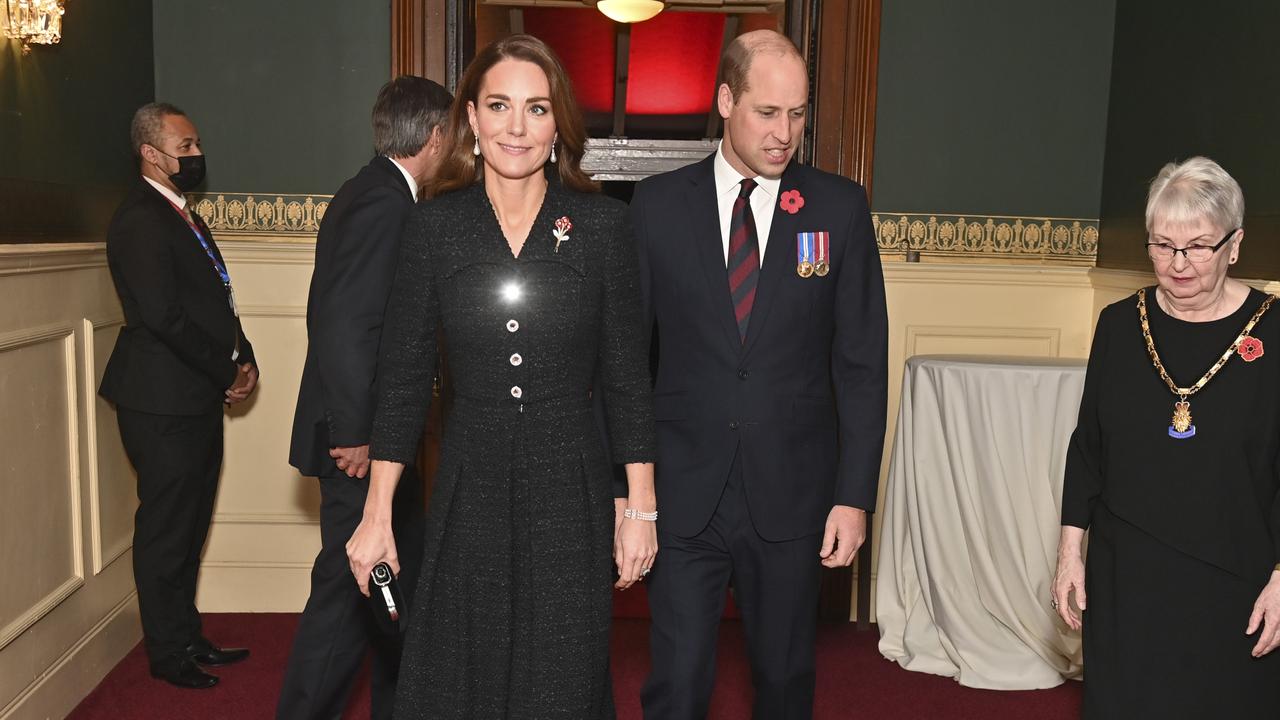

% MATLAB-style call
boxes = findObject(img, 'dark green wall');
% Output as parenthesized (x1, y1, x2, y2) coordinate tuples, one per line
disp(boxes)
(0, 0, 154, 240)
(152, 0, 391, 195)
(871, 0, 1116, 219)
(1097, 1, 1280, 279)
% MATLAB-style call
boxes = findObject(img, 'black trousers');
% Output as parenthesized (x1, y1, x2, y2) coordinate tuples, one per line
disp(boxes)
(117, 406, 224, 666)
(642, 453, 823, 720)
(277, 466, 426, 720)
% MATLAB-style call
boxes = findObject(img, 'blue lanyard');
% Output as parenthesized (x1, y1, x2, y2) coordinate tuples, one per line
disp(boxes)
(166, 200, 230, 287)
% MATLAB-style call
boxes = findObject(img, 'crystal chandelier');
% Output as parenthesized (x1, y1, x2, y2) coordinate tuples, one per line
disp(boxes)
(2, 0, 65, 55)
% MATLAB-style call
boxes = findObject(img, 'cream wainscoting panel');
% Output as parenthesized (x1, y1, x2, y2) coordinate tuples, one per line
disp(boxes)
(195, 239, 323, 612)
(86, 318, 134, 575)
(0, 324, 83, 650)
(0, 244, 139, 720)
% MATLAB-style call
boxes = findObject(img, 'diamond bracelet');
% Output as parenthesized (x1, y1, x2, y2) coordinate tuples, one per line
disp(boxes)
(623, 508, 658, 522)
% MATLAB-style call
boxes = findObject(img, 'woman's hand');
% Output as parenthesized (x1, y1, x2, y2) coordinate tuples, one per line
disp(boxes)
(1052, 525, 1087, 631)
(1247, 570, 1280, 657)
(346, 516, 399, 598)
(614, 505, 657, 590)
(614, 498, 627, 539)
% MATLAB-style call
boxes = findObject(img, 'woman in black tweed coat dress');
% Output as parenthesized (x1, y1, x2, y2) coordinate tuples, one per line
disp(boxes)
(346, 36, 658, 718)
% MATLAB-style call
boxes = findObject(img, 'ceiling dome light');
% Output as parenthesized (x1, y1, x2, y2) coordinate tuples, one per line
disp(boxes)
(595, 0, 665, 24)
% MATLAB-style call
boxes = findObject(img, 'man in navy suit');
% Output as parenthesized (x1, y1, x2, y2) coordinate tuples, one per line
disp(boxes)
(633, 30, 888, 719)
(279, 75, 452, 720)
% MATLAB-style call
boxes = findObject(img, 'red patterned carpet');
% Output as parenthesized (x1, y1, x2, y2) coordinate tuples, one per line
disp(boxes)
(69, 612, 1080, 719)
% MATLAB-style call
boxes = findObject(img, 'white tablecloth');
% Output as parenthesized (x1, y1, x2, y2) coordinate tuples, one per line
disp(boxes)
(876, 355, 1086, 689)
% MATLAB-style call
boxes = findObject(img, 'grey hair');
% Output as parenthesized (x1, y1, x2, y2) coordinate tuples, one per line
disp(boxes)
(372, 76, 454, 158)
(1145, 156, 1245, 235)
(130, 102, 186, 157)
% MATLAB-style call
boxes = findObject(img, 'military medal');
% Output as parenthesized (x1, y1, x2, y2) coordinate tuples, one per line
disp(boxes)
(813, 231, 830, 277)
(1137, 288, 1275, 440)
(796, 232, 815, 278)
(796, 234, 814, 278)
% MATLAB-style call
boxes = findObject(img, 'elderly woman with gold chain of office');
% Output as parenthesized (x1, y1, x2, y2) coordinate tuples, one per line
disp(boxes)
(1052, 156, 1280, 716)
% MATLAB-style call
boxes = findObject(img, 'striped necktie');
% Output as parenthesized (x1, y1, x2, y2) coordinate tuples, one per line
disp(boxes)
(727, 178, 759, 342)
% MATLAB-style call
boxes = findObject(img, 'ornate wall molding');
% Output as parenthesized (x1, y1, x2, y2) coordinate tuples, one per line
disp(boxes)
(873, 212, 1099, 264)
(189, 192, 1102, 267)
(189, 193, 332, 236)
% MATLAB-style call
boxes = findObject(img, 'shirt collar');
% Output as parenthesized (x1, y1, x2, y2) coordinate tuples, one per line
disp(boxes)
(142, 175, 187, 210)
(713, 140, 780, 201)
(387, 157, 419, 202)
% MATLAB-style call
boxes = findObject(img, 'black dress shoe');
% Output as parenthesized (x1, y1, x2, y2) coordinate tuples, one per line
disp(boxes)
(186, 641, 249, 667)
(150, 657, 219, 689)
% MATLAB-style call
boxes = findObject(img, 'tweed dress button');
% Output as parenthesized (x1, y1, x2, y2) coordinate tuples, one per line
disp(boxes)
(510, 353, 522, 366)
(511, 386, 523, 399)
(507, 319, 519, 332)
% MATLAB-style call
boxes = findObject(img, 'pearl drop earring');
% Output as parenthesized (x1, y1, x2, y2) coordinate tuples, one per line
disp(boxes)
(473, 138, 480, 157)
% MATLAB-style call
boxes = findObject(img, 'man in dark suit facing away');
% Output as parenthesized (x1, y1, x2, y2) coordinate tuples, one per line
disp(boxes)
(633, 30, 888, 719)
(278, 76, 453, 720)
(100, 103, 259, 689)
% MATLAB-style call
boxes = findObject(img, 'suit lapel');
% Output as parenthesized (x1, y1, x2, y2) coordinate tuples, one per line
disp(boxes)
(741, 163, 804, 358)
(685, 157, 743, 353)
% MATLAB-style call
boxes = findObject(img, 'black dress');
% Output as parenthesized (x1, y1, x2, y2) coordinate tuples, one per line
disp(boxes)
(1063, 286, 1280, 718)
(369, 178, 656, 719)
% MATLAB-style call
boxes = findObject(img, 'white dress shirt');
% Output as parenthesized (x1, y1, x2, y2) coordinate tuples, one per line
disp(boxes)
(143, 175, 188, 211)
(388, 157, 419, 202)
(713, 141, 781, 266)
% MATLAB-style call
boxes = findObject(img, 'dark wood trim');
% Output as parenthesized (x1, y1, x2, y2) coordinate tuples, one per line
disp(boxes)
(811, 0, 881, 626)
(814, 0, 881, 198)
(611, 23, 631, 137)
(391, 0, 449, 84)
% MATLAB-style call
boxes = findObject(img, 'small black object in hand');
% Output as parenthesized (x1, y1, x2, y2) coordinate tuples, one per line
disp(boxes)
(369, 561, 406, 634)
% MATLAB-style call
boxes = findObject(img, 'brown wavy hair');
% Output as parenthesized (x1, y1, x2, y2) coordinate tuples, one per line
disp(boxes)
(428, 34, 598, 196)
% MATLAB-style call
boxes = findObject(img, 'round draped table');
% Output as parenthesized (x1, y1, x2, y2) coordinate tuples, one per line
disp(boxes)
(876, 355, 1086, 689)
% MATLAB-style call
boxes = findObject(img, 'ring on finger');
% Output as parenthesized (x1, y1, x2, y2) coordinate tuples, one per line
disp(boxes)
(1050, 598, 1059, 610)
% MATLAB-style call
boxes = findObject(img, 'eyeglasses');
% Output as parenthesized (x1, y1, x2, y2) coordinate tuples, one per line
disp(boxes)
(1146, 228, 1238, 263)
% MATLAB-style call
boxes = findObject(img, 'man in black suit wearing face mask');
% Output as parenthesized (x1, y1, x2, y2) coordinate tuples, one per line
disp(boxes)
(100, 102, 258, 689)
(278, 76, 453, 720)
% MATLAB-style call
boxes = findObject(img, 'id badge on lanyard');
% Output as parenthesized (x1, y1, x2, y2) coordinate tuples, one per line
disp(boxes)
(168, 200, 238, 317)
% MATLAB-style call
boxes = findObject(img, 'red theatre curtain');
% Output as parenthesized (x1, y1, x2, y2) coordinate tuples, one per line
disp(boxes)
(523, 9, 723, 117)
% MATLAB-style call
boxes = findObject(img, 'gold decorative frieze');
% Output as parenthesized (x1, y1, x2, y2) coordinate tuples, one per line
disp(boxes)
(188, 193, 332, 236)
(872, 213, 1099, 264)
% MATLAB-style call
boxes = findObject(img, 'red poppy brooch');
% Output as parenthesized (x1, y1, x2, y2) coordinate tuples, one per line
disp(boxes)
(779, 189, 805, 215)
(1238, 335, 1264, 362)
(553, 216, 572, 253)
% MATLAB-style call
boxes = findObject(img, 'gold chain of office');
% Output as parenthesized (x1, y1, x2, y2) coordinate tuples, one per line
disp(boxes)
(1137, 288, 1276, 436)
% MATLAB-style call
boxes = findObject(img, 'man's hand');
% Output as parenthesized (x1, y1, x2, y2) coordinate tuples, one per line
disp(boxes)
(225, 363, 258, 404)
(330, 444, 371, 479)
(819, 505, 866, 568)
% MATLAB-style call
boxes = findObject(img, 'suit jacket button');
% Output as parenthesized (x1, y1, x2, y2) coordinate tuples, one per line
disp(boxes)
(738, 369, 749, 380)
(729, 421, 739, 430)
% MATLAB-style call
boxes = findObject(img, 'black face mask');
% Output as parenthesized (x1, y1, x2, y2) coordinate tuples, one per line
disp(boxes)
(152, 147, 207, 192)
